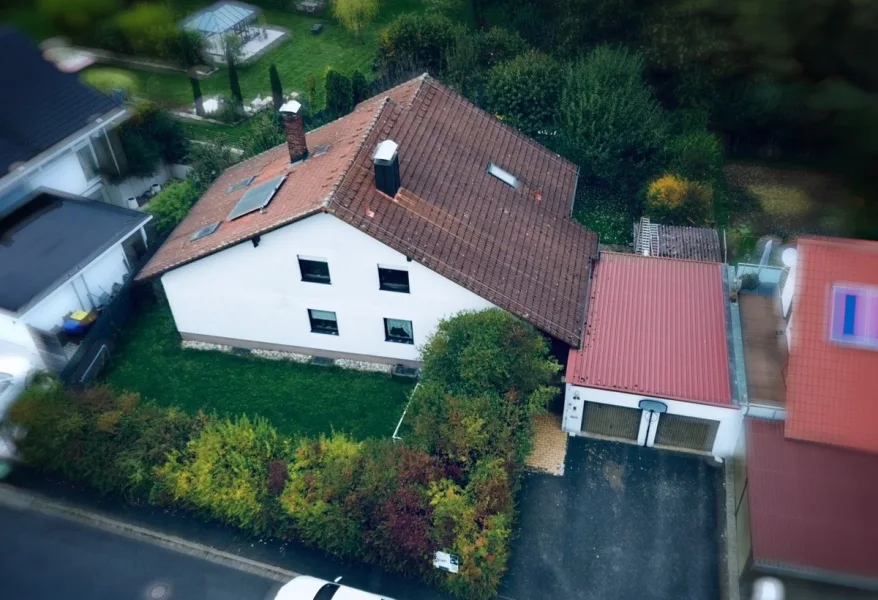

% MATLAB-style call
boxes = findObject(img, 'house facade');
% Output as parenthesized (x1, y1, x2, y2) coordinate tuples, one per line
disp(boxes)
(162, 212, 496, 364)
(0, 28, 170, 213)
(139, 75, 599, 364)
(731, 236, 878, 593)
(0, 191, 151, 370)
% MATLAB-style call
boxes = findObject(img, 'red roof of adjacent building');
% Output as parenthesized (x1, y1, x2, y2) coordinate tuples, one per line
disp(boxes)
(139, 75, 598, 346)
(566, 253, 733, 405)
(747, 418, 878, 581)
(785, 236, 878, 453)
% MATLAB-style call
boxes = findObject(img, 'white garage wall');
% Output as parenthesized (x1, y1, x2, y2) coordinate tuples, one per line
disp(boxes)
(161, 212, 497, 363)
(564, 383, 743, 458)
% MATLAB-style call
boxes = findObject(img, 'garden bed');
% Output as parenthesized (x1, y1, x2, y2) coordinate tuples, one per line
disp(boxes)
(103, 301, 414, 439)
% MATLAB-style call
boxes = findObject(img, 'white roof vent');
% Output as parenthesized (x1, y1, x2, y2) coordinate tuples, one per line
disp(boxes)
(373, 140, 399, 164)
(487, 163, 519, 189)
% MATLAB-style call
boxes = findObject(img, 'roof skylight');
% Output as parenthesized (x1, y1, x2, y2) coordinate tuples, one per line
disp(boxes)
(227, 176, 286, 221)
(487, 163, 519, 189)
(190, 222, 220, 242)
(227, 176, 256, 194)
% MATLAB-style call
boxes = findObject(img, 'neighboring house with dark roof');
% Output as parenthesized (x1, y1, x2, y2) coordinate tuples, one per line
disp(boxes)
(0, 190, 152, 370)
(633, 217, 725, 262)
(0, 28, 171, 216)
(138, 75, 598, 365)
(563, 252, 743, 457)
(730, 236, 878, 592)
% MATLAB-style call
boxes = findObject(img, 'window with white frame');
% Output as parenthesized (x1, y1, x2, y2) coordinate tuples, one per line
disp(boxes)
(384, 318, 414, 344)
(378, 266, 410, 293)
(309, 309, 339, 335)
(830, 284, 878, 349)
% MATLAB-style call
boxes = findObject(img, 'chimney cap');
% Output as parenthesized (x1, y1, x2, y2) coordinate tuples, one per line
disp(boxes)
(373, 140, 398, 165)
(279, 100, 302, 115)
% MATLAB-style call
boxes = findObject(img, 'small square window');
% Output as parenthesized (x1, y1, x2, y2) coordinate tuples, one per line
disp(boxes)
(384, 318, 414, 344)
(309, 309, 338, 335)
(299, 258, 331, 284)
(830, 284, 878, 348)
(378, 267, 410, 293)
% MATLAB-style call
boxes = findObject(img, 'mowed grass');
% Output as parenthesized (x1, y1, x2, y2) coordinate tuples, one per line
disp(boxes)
(80, 0, 428, 110)
(104, 301, 415, 439)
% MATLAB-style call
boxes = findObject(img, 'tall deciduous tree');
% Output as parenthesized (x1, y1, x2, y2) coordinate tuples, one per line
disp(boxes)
(485, 50, 561, 138)
(332, 0, 378, 41)
(378, 12, 455, 74)
(268, 64, 284, 111)
(559, 46, 668, 192)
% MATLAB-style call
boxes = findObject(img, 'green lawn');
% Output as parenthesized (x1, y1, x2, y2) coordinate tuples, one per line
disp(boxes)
(104, 301, 415, 439)
(79, 0, 427, 111)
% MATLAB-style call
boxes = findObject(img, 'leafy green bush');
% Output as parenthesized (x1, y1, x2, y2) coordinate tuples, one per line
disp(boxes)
(156, 415, 288, 531)
(351, 69, 368, 104)
(143, 180, 200, 234)
(486, 51, 562, 138)
(661, 129, 724, 182)
(37, 0, 118, 38)
(572, 185, 633, 245)
(112, 3, 203, 64)
(245, 111, 286, 157)
(81, 67, 139, 98)
(378, 12, 455, 74)
(186, 137, 239, 193)
(325, 68, 354, 115)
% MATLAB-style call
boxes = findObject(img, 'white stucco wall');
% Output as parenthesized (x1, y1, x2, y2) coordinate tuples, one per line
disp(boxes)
(563, 383, 744, 458)
(27, 151, 91, 196)
(161, 212, 497, 362)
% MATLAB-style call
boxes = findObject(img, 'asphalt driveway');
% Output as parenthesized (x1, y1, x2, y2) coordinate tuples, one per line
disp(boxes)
(502, 436, 722, 600)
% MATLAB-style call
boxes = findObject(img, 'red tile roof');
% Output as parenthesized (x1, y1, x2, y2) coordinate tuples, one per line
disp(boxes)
(785, 236, 878, 453)
(566, 253, 733, 405)
(139, 75, 597, 346)
(747, 418, 878, 581)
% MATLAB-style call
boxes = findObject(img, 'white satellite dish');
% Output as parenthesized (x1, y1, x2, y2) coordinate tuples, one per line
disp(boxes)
(781, 247, 798, 268)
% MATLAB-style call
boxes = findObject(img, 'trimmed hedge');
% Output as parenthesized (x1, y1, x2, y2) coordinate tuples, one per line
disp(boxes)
(143, 180, 200, 234)
(10, 309, 559, 599)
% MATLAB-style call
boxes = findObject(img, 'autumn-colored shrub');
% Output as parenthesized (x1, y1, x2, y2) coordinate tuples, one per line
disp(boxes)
(644, 173, 714, 225)
(155, 415, 288, 532)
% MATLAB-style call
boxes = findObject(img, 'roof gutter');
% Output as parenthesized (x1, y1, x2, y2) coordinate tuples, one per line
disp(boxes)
(0, 106, 130, 196)
(754, 560, 878, 592)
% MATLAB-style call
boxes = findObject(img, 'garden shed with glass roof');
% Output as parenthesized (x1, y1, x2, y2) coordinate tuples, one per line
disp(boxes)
(181, 1, 262, 57)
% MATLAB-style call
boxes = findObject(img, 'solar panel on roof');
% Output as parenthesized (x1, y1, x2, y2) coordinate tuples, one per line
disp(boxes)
(227, 176, 286, 221)
(227, 176, 256, 194)
(190, 222, 221, 242)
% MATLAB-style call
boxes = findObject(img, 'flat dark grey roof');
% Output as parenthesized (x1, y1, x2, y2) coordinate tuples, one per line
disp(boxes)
(0, 191, 150, 313)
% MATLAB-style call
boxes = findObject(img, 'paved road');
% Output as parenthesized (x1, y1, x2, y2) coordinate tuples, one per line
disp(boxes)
(502, 436, 722, 600)
(0, 506, 282, 600)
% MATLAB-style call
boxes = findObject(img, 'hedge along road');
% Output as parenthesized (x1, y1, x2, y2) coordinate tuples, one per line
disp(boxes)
(0, 476, 457, 600)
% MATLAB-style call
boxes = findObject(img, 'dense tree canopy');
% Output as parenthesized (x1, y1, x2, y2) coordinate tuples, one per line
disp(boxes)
(486, 50, 562, 138)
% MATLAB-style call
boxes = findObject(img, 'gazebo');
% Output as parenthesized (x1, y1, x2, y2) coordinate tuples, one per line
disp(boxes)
(181, 1, 262, 58)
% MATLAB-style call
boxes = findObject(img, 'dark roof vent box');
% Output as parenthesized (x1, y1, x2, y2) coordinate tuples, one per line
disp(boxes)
(373, 140, 400, 197)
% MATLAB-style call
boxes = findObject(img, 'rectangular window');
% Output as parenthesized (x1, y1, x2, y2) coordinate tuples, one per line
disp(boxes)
(299, 257, 331, 284)
(830, 285, 878, 348)
(384, 318, 414, 344)
(76, 145, 99, 182)
(378, 267, 410, 293)
(309, 309, 338, 335)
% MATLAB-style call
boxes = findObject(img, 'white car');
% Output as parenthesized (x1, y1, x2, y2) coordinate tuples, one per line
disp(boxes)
(274, 576, 396, 600)
(0, 356, 34, 421)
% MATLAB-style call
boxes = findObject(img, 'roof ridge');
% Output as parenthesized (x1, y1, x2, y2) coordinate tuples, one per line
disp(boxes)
(324, 97, 396, 209)
(601, 250, 722, 266)
(423, 78, 578, 175)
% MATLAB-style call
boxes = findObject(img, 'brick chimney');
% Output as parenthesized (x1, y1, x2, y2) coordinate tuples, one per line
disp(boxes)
(279, 100, 308, 163)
